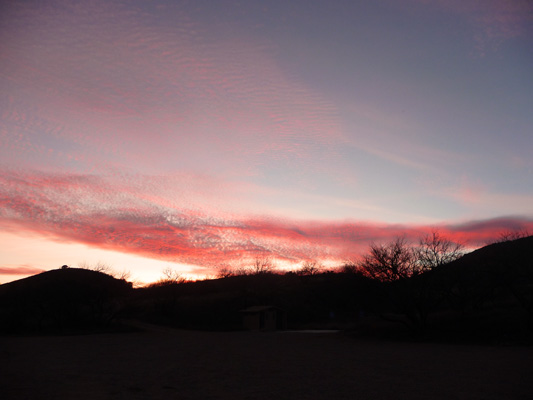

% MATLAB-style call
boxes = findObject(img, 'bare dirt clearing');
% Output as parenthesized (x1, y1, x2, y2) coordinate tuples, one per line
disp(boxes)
(1, 325, 532, 400)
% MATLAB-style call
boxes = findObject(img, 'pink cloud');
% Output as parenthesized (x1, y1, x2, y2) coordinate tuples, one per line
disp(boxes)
(446, 176, 486, 205)
(2, 170, 532, 275)
(0, 265, 45, 276)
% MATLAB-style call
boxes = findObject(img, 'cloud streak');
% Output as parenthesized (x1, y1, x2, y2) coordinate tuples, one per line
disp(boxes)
(2, 170, 532, 275)
(0, 0, 344, 178)
(0, 265, 45, 276)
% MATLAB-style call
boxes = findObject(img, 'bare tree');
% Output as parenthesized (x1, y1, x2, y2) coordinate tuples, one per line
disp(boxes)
(359, 232, 462, 334)
(359, 237, 416, 281)
(115, 269, 132, 282)
(250, 257, 275, 275)
(92, 261, 114, 274)
(494, 229, 531, 243)
(160, 267, 185, 284)
(360, 232, 463, 281)
(234, 266, 251, 276)
(79, 261, 113, 275)
(216, 265, 235, 279)
(296, 261, 321, 276)
(415, 230, 464, 271)
(340, 261, 359, 274)
(78, 261, 132, 283)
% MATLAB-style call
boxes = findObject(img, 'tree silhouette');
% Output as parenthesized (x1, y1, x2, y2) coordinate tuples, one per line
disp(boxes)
(415, 230, 463, 271)
(250, 257, 275, 275)
(493, 229, 531, 244)
(160, 267, 185, 284)
(359, 237, 415, 281)
(359, 233, 464, 335)
(296, 261, 321, 276)
(216, 265, 235, 279)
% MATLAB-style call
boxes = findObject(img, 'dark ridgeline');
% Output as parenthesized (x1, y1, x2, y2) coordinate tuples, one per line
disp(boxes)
(430, 235, 533, 341)
(0, 268, 132, 334)
(0, 236, 532, 343)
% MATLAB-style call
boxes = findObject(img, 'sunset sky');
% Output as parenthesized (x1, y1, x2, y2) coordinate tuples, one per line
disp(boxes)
(1, 0, 532, 284)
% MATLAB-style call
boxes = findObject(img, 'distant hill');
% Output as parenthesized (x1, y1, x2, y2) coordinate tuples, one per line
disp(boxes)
(444, 235, 533, 271)
(435, 235, 533, 297)
(0, 268, 132, 334)
(423, 236, 533, 341)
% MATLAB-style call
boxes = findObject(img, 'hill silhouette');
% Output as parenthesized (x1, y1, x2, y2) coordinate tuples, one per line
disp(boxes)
(0, 268, 132, 334)
(427, 235, 533, 341)
(1, 236, 532, 342)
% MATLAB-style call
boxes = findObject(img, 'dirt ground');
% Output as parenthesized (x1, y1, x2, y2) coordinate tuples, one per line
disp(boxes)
(1, 324, 532, 400)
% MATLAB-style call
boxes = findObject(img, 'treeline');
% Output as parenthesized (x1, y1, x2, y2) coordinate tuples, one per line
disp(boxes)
(1, 233, 532, 343)
(127, 232, 533, 341)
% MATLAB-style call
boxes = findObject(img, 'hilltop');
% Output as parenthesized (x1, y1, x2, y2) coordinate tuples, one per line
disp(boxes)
(0, 268, 132, 334)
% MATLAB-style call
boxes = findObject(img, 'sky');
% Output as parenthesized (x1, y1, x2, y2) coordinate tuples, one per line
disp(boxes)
(1, 0, 532, 284)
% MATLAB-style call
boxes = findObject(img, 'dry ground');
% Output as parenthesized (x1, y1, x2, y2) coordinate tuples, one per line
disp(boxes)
(1, 324, 532, 400)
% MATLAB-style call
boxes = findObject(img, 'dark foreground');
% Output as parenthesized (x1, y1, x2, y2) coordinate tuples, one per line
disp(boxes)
(1, 325, 532, 400)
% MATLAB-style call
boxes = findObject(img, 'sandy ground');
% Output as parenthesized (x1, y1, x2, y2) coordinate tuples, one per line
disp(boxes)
(1, 324, 532, 400)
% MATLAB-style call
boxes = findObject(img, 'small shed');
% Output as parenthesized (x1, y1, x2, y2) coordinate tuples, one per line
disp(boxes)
(240, 305, 287, 331)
